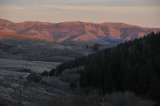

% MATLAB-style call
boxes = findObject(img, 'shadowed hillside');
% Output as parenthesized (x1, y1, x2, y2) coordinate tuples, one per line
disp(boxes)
(55, 32, 160, 105)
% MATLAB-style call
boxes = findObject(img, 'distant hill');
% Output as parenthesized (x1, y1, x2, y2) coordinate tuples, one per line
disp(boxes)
(0, 18, 160, 43)
(0, 31, 54, 42)
(0, 37, 90, 62)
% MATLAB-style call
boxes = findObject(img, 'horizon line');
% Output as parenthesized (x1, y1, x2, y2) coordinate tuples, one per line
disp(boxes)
(0, 18, 160, 29)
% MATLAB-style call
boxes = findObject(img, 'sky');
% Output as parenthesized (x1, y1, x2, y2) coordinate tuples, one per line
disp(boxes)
(0, 0, 160, 27)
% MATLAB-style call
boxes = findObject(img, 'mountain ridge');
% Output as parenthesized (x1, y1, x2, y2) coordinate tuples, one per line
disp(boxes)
(0, 18, 160, 43)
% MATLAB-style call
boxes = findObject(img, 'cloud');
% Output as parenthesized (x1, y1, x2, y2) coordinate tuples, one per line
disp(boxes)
(0, 0, 160, 6)
(0, 0, 160, 27)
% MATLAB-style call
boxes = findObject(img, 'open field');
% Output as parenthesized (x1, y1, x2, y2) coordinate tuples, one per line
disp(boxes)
(0, 58, 60, 73)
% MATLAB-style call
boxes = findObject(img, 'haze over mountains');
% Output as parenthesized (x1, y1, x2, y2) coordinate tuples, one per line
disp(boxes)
(0, 18, 160, 43)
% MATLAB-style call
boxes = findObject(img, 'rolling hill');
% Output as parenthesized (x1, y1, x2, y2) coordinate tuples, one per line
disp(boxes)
(0, 18, 160, 43)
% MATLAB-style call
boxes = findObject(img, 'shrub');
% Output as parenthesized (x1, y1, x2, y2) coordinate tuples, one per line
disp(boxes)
(27, 73, 42, 82)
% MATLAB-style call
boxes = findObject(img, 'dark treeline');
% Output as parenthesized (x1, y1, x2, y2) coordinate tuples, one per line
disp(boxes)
(52, 32, 160, 101)
(80, 32, 160, 100)
(41, 56, 90, 76)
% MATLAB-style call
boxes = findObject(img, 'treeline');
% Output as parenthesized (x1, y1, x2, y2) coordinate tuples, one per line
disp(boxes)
(80, 32, 160, 100)
(52, 32, 160, 101)
(41, 56, 89, 76)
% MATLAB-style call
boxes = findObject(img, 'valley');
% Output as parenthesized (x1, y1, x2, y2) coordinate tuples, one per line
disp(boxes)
(0, 19, 159, 106)
(0, 0, 160, 105)
(0, 36, 115, 105)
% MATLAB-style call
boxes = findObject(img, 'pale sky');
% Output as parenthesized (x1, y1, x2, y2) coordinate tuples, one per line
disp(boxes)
(0, 0, 160, 27)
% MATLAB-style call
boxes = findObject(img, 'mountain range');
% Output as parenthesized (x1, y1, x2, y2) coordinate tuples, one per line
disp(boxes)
(0, 18, 160, 43)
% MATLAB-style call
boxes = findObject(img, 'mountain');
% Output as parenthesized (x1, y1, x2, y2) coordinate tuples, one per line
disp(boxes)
(0, 18, 160, 43)
(0, 31, 54, 42)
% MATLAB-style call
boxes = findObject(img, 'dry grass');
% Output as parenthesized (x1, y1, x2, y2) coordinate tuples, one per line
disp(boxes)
(104, 91, 154, 106)
(49, 94, 101, 106)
